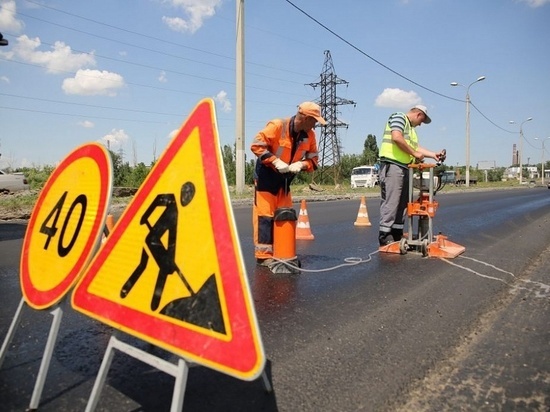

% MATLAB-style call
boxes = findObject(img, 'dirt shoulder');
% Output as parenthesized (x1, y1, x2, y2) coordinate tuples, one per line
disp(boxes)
(0, 184, 529, 222)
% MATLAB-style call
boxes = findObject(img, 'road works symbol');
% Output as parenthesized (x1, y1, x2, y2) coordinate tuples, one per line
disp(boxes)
(20, 143, 112, 310)
(72, 98, 265, 381)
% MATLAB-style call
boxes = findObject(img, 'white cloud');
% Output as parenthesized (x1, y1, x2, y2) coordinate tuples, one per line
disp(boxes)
(517, 0, 550, 7)
(100, 129, 129, 148)
(0, 75, 9, 83)
(214, 90, 231, 112)
(168, 129, 179, 139)
(158, 70, 168, 82)
(162, 0, 223, 33)
(375, 88, 422, 109)
(78, 120, 95, 128)
(0, 0, 24, 33)
(62, 69, 125, 96)
(8, 35, 96, 74)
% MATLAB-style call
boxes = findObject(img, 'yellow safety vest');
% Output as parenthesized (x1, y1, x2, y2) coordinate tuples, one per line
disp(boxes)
(379, 113, 418, 165)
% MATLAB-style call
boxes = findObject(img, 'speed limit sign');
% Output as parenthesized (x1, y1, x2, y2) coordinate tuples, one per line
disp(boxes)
(20, 143, 112, 310)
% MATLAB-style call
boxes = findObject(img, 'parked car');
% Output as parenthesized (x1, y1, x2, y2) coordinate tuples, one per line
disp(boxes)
(0, 170, 29, 193)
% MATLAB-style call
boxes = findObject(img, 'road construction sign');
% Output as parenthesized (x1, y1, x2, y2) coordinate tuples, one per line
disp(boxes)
(20, 143, 113, 310)
(72, 99, 265, 381)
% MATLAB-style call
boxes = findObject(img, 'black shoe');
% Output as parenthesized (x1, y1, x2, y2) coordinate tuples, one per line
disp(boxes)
(379, 234, 394, 246)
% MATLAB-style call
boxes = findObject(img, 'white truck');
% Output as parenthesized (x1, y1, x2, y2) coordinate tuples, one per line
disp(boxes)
(0, 170, 29, 193)
(350, 165, 379, 188)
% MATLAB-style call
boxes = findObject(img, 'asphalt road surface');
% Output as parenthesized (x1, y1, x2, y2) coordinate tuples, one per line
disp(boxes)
(1, 187, 549, 411)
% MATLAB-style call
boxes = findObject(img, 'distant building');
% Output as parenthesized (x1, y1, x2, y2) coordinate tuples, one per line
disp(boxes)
(526, 166, 539, 179)
(505, 166, 519, 180)
(512, 144, 519, 165)
(505, 166, 539, 180)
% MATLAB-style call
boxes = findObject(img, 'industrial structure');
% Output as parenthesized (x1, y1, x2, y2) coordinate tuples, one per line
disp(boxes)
(307, 50, 355, 187)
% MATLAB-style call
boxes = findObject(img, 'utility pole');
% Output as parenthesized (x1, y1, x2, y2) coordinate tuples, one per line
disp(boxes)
(307, 50, 355, 187)
(235, 0, 245, 194)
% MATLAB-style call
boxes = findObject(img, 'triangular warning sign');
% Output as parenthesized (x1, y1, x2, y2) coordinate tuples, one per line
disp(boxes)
(72, 99, 265, 380)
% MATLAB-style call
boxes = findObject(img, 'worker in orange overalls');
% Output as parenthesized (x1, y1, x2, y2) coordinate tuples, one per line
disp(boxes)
(251, 102, 325, 266)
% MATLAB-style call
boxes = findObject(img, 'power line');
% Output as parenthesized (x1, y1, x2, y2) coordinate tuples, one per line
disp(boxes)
(283, 0, 462, 102)
(12, 1, 316, 81)
(9, 11, 310, 87)
(470, 101, 516, 134)
(0, 57, 307, 105)
(0, 92, 184, 117)
(0, 105, 173, 124)
(3, 0, 522, 136)
(21, 0, 230, 60)
(283, 0, 518, 135)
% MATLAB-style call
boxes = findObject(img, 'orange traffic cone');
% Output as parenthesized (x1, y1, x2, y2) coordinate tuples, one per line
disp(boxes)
(105, 214, 114, 232)
(354, 196, 371, 227)
(295, 199, 315, 240)
(102, 214, 115, 243)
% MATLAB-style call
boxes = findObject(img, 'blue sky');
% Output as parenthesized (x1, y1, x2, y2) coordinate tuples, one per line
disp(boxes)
(1, 0, 549, 171)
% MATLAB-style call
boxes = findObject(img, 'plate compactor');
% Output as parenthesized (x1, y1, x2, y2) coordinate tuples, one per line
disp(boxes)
(379, 153, 465, 258)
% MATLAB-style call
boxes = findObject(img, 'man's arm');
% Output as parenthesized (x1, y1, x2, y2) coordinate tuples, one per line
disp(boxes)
(391, 130, 425, 161)
(417, 145, 444, 161)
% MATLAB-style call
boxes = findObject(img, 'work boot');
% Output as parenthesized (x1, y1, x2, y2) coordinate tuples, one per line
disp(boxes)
(378, 233, 394, 246)
(256, 257, 274, 267)
(391, 229, 403, 241)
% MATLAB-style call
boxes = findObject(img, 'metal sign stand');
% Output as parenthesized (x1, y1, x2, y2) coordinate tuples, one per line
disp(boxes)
(86, 333, 272, 412)
(85, 334, 188, 412)
(0, 297, 25, 368)
(0, 297, 64, 411)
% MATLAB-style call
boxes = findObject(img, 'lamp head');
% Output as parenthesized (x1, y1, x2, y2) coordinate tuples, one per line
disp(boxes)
(450, 82, 459, 86)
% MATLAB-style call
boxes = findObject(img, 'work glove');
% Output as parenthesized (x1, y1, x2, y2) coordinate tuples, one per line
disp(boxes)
(288, 161, 304, 174)
(272, 158, 290, 174)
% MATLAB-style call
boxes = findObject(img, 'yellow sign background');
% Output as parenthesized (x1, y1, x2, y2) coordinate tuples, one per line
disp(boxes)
(85, 129, 228, 336)
(27, 157, 104, 291)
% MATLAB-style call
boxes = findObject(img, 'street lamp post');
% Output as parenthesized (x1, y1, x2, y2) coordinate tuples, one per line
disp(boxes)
(509, 117, 533, 184)
(450, 76, 486, 188)
(534, 137, 550, 185)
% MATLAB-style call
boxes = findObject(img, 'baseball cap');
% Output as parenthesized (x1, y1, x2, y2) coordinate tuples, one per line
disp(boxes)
(413, 105, 431, 124)
(298, 101, 327, 125)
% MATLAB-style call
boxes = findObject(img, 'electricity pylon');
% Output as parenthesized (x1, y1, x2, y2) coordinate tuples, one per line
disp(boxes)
(307, 50, 356, 187)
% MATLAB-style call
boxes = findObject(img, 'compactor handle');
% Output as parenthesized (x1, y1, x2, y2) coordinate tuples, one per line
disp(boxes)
(436, 149, 446, 166)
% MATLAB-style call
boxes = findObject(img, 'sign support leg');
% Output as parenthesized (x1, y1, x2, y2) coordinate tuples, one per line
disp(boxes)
(170, 358, 189, 412)
(85, 334, 190, 412)
(0, 297, 25, 368)
(85, 334, 117, 412)
(29, 305, 64, 411)
(261, 369, 272, 393)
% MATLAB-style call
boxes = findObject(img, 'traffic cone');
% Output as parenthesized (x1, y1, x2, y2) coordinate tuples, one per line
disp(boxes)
(295, 199, 315, 240)
(102, 214, 115, 243)
(354, 196, 371, 227)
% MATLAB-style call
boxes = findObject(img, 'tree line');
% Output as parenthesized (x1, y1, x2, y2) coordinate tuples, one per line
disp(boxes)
(4, 135, 526, 191)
